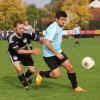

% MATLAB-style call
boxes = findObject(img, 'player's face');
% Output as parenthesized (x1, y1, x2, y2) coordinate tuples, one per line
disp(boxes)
(56, 17, 66, 27)
(16, 24, 24, 35)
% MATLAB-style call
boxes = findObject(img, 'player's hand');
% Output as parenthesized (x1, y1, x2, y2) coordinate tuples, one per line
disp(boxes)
(56, 53, 64, 60)
(32, 48, 41, 55)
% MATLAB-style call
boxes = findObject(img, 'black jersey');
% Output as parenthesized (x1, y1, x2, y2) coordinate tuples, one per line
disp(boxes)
(7, 31, 39, 53)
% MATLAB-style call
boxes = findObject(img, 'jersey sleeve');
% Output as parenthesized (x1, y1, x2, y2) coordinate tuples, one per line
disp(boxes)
(45, 26, 56, 41)
(8, 35, 20, 51)
(24, 32, 39, 41)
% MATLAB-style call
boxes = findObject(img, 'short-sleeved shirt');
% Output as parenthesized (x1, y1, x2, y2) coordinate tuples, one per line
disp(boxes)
(7, 31, 39, 54)
(73, 26, 80, 35)
(43, 22, 63, 57)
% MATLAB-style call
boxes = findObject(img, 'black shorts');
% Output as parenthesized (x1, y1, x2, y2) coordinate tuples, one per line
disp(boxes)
(8, 52, 34, 66)
(43, 52, 68, 70)
(74, 34, 80, 38)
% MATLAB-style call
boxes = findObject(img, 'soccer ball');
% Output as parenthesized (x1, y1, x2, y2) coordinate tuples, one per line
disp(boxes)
(81, 57, 95, 70)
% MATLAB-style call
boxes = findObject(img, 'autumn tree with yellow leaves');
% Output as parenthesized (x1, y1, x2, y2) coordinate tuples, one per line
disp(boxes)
(62, 0, 91, 29)
(0, 0, 26, 29)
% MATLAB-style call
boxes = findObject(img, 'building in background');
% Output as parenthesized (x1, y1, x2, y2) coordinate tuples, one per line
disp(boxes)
(89, 0, 100, 21)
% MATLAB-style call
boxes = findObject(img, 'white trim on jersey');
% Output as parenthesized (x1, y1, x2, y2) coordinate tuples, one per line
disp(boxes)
(20, 45, 27, 50)
(8, 52, 14, 63)
(8, 52, 20, 64)
(34, 34, 37, 40)
(30, 32, 33, 36)
(13, 45, 19, 49)
(8, 32, 16, 43)
(15, 32, 22, 39)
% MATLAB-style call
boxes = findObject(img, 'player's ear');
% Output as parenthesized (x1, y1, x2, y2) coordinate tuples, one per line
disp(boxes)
(55, 18, 59, 22)
(13, 28, 16, 32)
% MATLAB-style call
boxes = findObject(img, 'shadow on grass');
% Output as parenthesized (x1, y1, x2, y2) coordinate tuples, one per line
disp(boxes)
(1, 76, 22, 89)
(33, 79, 71, 90)
(1, 76, 71, 91)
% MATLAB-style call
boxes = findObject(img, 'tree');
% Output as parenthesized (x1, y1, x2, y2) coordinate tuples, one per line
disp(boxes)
(39, 0, 63, 29)
(25, 4, 52, 30)
(62, 0, 91, 29)
(44, 0, 63, 17)
(0, 0, 26, 29)
(25, 4, 40, 29)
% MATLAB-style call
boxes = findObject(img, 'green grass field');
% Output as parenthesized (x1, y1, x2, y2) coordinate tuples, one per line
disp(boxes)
(0, 38, 100, 100)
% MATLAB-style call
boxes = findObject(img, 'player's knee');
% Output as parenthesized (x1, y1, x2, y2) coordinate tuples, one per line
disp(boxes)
(14, 64, 23, 74)
(67, 65, 74, 73)
(52, 72, 61, 78)
(29, 69, 35, 74)
(15, 67, 23, 74)
(28, 66, 35, 74)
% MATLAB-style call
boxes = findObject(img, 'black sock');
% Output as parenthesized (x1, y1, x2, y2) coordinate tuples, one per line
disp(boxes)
(75, 41, 77, 44)
(39, 71, 51, 78)
(18, 73, 29, 87)
(67, 73, 77, 89)
(77, 41, 80, 46)
(25, 70, 33, 78)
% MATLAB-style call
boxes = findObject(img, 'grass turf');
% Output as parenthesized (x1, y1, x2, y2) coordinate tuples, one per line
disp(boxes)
(0, 38, 100, 100)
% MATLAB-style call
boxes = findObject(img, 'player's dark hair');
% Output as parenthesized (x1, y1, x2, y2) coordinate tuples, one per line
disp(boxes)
(13, 20, 23, 28)
(55, 11, 67, 19)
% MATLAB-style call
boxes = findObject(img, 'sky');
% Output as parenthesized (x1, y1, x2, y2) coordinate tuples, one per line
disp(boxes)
(23, 0, 51, 8)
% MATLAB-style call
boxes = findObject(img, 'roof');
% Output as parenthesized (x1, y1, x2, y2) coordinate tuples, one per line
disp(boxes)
(89, 0, 100, 8)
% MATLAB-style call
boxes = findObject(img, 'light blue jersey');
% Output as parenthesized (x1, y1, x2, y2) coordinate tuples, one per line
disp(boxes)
(43, 22, 63, 57)
(73, 26, 80, 35)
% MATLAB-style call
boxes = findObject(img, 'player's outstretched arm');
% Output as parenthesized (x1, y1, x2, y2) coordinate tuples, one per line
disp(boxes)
(16, 49, 41, 55)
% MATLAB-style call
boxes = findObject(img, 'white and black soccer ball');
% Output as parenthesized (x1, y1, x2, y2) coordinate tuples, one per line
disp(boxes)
(81, 57, 95, 70)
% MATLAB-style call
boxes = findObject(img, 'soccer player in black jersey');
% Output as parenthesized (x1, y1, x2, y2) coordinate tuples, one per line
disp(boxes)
(7, 20, 42, 91)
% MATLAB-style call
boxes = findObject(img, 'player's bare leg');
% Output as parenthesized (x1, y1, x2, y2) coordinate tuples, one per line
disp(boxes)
(61, 60, 85, 92)
(35, 68, 61, 86)
(13, 62, 29, 90)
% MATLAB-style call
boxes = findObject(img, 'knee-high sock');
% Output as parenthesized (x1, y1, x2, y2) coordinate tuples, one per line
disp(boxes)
(18, 73, 29, 87)
(67, 72, 78, 89)
(39, 71, 51, 78)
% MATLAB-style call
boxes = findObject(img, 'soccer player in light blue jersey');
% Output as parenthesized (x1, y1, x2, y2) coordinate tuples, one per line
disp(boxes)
(73, 24, 81, 46)
(36, 11, 85, 92)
